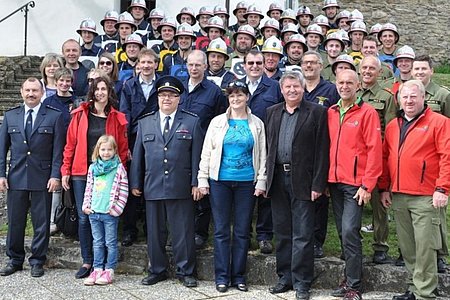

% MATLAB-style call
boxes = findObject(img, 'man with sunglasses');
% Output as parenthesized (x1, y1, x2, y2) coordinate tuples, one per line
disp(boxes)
(240, 50, 282, 255)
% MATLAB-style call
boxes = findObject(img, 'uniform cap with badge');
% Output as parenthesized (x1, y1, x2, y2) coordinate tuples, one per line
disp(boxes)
(233, 1, 248, 16)
(155, 75, 185, 95)
(176, 7, 197, 25)
(214, 5, 230, 18)
(304, 24, 325, 41)
(314, 15, 331, 28)
(267, 3, 284, 17)
(284, 33, 308, 53)
(206, 38, 230, 60)
(77, 18, 98, 36)
(262, 36, 283, 56)
(296, 6, 314, 20)
(332, 54, 356, 75)
(233, 24, 256, 43)
(280, 9, 298, 24)
(261, 18, 281, 35)
(157, 16, 177, 33)
(115, 12, 137, 30)
(148, 8, 165, 20)
(174, 23, 197, 41)
(127, 0, 148, 14)
(100, 10, 119, 26)
(196, 6, 214, 20)
(243, 4, 264, 19)
(204, 16, 226, 34)
(322, 0, 340, 10)
(121, 33, 144, 51)
(348, 20, 368, 35)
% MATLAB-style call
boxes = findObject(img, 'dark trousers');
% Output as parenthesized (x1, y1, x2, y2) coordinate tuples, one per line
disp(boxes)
(145, 199, 196, 277)
(255, 195, 273, 241)
(314, 194, 329, 247)
(194, 196, 211, 241)
(6, 190, 52, 266)
(72, 179, 93, 265)
(271, 168, 315, 292)
(209, 180, 256, 285)
(329, 183, 363, 291)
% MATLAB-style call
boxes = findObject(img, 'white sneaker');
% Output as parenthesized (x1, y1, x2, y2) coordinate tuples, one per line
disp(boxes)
(84, 268, 102, 286)
(95, 269, 114, 285)
(50, 223, 58, 235)
(361, 224, 374, 233)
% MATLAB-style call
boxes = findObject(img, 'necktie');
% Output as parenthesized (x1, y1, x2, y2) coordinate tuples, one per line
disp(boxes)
(163, 115, 171, 142)
(25, 109, 33, 141)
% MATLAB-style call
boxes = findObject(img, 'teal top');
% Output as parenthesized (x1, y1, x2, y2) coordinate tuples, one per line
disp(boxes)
(218, 119, 255, 181)
(91, 165, 117, 213)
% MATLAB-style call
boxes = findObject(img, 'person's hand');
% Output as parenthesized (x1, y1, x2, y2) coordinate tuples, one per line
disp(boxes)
(62, 175, 71, 191)
(83, 208, 93, 215)
(127, 149, 132, 161)
(199, 187, 209, 195)
(311, 191, 322, 201)
(254, 189, 265, 197)
(47, 178, 61, 193)
(192, 186, 203, 201)
(353, 187, 371, 206)
(132, 188, 142, 197)
(380, 191, 392, 208)
(0, 177, 8, 192)
(433, 191, 448, 208)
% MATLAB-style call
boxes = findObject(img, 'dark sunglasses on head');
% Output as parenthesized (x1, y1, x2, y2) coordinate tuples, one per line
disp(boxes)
(227, 81, 248, 89)
(99, 60, 113, 66)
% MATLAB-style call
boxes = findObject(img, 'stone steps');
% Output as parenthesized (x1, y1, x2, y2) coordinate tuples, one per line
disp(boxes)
(0, 236, 448, 296)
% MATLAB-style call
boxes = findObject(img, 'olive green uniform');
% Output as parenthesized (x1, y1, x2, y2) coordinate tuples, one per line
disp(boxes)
(357, 82, 396, 254)
(425, 81, 450, 261)
(321, 58, 335, 82)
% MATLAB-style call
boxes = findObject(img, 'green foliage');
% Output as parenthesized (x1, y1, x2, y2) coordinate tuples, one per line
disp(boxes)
(433, 73, 450, 88)
(434, 61, 450, 74)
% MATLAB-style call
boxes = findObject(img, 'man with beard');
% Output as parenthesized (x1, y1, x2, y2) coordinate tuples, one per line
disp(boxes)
(262, 36, 284, 81)
(282, 34, 308, 69)
(61, 39, 89, 98)
(240, 50, 282, 254)
(206, 38, 236, 91)
(118, 33, 144, 82)
(321, 32, 345, 82)
(357, 55, 396, 266)
(228, 1, 248, 34)
(228, 25, 257, 78)
(162, 23, 196, 81)
(322, 0, 340, 29)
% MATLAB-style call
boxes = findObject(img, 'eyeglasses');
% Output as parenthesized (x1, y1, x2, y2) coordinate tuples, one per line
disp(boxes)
(227, 81, 248, 89)
(246, 61, 263, 65)
(99, 60, 113, 66)
(301, 60, 320, 66)
(158, 93, 179, 99)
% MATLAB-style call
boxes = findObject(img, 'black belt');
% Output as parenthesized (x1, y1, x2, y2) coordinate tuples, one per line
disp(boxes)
(276, 163, 291, 172)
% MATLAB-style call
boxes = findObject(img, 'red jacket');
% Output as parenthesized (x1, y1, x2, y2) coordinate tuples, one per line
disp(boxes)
(328, 100, 383, 192)
(378, 108, 450, 196)
(61, 102, 128, 176)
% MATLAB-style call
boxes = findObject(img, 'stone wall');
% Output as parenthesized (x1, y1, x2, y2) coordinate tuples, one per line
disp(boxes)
(306, 0, 450, 64)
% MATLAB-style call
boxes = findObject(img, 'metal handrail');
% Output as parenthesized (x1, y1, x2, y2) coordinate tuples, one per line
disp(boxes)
(0, 1, 36, 56)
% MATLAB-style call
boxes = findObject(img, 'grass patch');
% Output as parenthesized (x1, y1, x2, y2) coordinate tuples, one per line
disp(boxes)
(434, 62, 450, 74)
(433, 73, 450, 87)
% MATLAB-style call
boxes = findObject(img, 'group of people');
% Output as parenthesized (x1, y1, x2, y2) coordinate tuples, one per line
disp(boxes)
(0, 0, 449, 300)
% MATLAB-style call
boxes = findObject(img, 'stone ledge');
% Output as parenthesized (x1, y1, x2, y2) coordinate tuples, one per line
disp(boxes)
(0, 236, 448, 296)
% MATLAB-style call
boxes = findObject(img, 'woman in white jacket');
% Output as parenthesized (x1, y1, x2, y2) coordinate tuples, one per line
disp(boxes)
(198, 81, 267, 293)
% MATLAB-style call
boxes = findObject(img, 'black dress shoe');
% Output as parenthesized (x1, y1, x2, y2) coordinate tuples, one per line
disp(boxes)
(179, 275, 197, 287)
(269, 282, 292, 294)
(0, 263, 23, 276)
(392, 290, 415, 300)
(395, 253, 405, 266)
(141, 273, 168, 285)
(314, 245, 324, 258)
(216, 284, 228, 293)
(296, 290, 310, 300)
(31, 264, 44, 277)
(331, 280, 348, 297)
(236, 283, 248, 292)
(373, 251, 393, 264)
(121, 234, 136, 247)
(437, 257, 447, 273)
(75, 266, 91, 279)
(259, 240, 273, 254)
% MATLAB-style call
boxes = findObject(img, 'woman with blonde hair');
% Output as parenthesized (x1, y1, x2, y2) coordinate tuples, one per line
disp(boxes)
(39, 53, 65, 101)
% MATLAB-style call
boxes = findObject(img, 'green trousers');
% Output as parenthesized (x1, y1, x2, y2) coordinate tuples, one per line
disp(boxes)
(438, 205, 448, 258)
(370, 189, 389, 252)
(392, 193, 440, 300)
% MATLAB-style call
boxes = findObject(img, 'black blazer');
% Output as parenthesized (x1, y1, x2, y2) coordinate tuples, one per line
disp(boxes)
(266, 100, 330, 200)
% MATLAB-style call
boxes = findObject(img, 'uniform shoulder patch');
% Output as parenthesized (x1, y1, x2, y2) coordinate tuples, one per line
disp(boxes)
(181, 109, 198, 117)
(138, 111, 156, 119)
(45, 105, 61, 112)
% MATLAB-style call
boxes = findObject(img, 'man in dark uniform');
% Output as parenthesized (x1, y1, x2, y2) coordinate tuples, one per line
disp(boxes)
(61, 39, 89, 98)
(130, 75, 204, 287)
(94, 10, 119, 53)
(0, 78, 64, 277)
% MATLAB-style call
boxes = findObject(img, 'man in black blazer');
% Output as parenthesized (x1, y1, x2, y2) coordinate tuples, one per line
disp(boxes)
(266, 71, 330, 300)
(130, 75, 204, 288)
(0, 78, 64, 277)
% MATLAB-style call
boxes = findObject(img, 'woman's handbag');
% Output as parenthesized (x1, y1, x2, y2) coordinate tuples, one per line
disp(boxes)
(54, 188, 78, 238)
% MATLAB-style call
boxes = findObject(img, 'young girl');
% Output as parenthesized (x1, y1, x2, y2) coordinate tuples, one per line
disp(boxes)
(82, 135, 128, 285)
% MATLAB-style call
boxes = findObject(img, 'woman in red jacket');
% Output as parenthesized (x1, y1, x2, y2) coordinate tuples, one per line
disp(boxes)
(61, 76, 128, 279)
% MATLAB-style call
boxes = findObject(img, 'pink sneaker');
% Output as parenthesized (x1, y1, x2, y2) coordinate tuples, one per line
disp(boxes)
(95, 269, 114, 285)
(84, 269, 102, 286)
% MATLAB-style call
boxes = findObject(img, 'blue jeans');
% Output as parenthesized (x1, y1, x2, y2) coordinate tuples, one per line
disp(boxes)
(72, 179, 93, 265)
(329, 183, 363, 291)
(89, 213, 119, 270)
(209, 180, 256, 285)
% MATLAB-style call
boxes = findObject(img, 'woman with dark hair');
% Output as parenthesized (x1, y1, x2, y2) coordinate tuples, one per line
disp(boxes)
(197, 81, 267, 293)
(61, 76, 128, 279)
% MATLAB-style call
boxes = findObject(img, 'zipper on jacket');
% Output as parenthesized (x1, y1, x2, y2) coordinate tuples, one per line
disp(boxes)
(334, 124, 343, 181)
(353, 156, 358, 182)
(420, 161, 426, 183)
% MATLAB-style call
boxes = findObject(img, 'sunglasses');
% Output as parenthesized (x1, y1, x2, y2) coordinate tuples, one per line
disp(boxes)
(227, 81, 248, 89)
(246, 61, 263, 65)
(99, 60, 113, 66)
